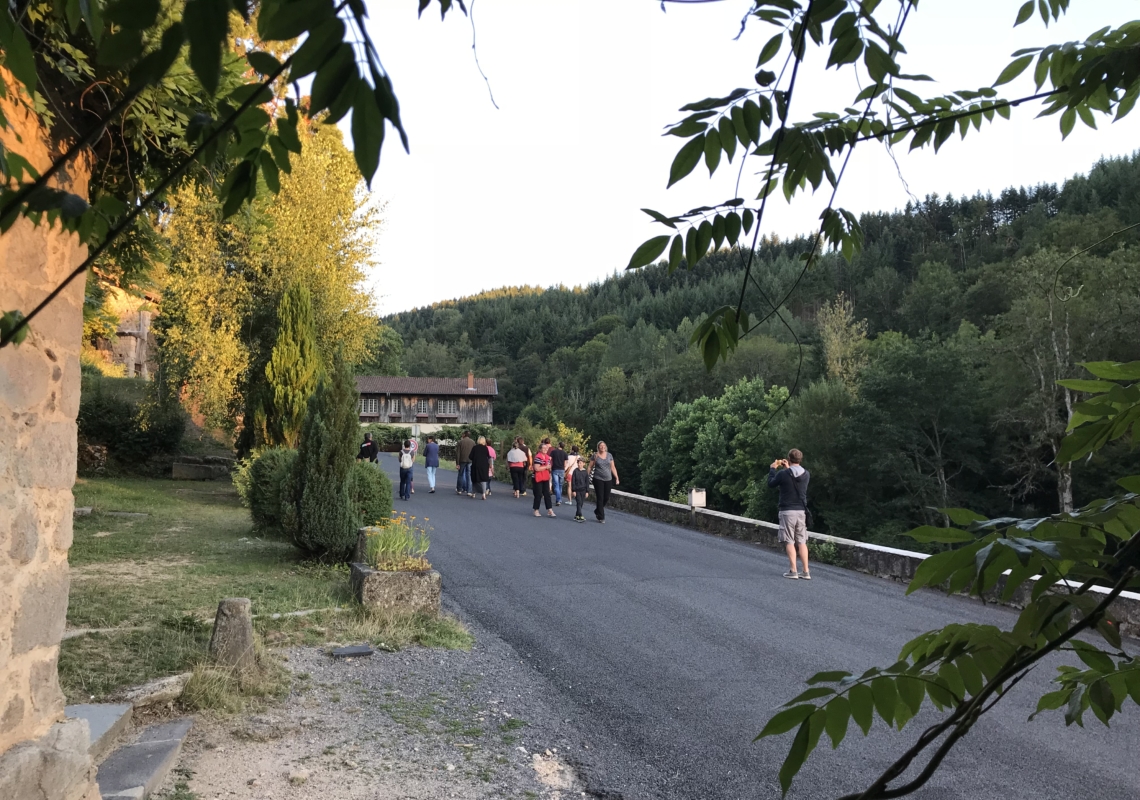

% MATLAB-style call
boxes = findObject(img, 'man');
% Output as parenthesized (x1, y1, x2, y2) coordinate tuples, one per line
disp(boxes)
(357, 432, 378, 464)
(456, 430, 475, 495)
(550, 441, 568, 506)
(423, 435, 440, 493)
(767, 448, 811, 580)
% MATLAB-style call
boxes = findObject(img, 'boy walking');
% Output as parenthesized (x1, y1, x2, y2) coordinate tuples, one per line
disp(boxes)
(568, 453, 590, 522)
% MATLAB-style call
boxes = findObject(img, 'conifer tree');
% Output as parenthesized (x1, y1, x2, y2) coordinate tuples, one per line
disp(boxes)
(289, 351, 359, 560)
(264, 284, 321, 448)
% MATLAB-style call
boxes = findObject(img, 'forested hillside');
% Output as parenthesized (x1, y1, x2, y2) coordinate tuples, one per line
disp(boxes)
(386, 153, 1140, 544)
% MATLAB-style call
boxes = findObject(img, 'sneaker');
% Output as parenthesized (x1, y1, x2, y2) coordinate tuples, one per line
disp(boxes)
(429, 489, 435, 494)
(783, 571, 800, 579)
(801, 572, 812, 580)
(548, 511, 556, 518)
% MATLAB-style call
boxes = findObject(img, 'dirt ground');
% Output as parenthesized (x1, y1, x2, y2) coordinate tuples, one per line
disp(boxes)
(160, 630, 599, 800)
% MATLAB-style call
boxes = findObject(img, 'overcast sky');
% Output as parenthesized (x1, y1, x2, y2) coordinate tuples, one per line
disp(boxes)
(355, 1, 1140, 316)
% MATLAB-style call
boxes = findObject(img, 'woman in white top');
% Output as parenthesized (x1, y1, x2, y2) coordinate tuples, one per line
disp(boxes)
(587, 441, 620, 523)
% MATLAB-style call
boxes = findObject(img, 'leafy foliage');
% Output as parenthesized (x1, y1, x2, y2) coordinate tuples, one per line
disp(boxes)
(245, 446, 297, 533)
(77, 374, 186, 465)
(348, 460, 394, 530)
(629, 0, 1140, 368)
(360, 518, 430, 572)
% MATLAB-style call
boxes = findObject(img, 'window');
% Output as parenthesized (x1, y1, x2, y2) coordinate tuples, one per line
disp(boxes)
(438, 399, 458, 415)
(389, 398, 402, 414)
(415, 398, 430, 415)
(359, 397, 379, 415)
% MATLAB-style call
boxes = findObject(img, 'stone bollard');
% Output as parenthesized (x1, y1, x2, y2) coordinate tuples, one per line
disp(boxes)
(208, 598, 257, 673)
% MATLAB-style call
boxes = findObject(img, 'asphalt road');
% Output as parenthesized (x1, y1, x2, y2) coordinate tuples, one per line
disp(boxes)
(379, 456, 1140, 800)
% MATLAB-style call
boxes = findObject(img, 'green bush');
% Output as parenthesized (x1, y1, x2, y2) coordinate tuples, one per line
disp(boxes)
(248, 447, 298, 533)
(349, 461, 393, 529)
(78, 376, 186, 465)
(289, 354, 359, 560)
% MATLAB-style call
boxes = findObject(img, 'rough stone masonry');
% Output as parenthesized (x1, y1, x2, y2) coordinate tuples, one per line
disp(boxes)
(0, 67, 101, 800)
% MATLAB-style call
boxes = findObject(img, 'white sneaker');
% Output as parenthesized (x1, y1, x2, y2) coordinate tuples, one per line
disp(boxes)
(783, 571, 800, 579)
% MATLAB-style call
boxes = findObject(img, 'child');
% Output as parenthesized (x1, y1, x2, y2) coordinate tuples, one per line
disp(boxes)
(568, 450, 590, 522)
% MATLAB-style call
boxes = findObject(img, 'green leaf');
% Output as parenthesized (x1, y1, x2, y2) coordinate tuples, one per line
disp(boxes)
(289, 16, 346, 80)
(778, 711, 825, 796)
(248, 51, 282, 76)
(1033, 688, 1071, 719)
(724, 211, 741, 244)
(310, 43, 356, 114)
(807, 670, 851, 685)
(1014, 0, 1034, 25)
(871, 677, 897, 725)
(97, 29, 145, 68)
(685, 226, 698, 270)
(1089, 679, 1115, 725)
(994, 54, 1033, 87)
(1057, 379, 1117, 393)
(942, 507, 987, 526)
(785, 686, 835, 706)
(104, 0, 160, 30)
(129, 22, 185, 86)
(896, 675, 926, 715)
(1060, 107, 1076, 139)
(667, 234, 683, 273)
(258, 150, 280, 193)
(349, 81, 385, 186)
(695, 220, 713, 263)
(718, 117, 737, 162)
(219, 159, 255, 218)
(742, 208, 754, 236)
(1081, 360, 1140, 381)
(0, 13, 38, 96)
(711, 214, 726, 251)
(823, 696, 850, 748)
(1071, 641, 1115, 673)
(849, 683, 873, 734)
(907, 525, 974, 544)
(704, 129, 721, 175)
(641, 208, 676, 228)
(185, 0, 231, 94)
(668, 136, 705, 188)
(756, 704, 815, 739)
(742, 99, 763, 145)
(627, 235, 671, 271)
(259, 0, 335, 41)
(757, 32, 782, 66)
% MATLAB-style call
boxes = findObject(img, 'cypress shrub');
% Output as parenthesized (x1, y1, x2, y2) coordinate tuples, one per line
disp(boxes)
(348, 461, 393, 529)
(288, 353, 359, 560)
(264, 284, 321, 448)
(247, 447, 298, 533)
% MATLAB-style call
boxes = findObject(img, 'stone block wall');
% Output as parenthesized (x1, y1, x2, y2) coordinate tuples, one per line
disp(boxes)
(0, 69, 100, 799)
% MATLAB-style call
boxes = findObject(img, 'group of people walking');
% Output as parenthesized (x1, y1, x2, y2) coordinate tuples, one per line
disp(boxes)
(502, 437, 618, 522)
(359, 430, 620, 522)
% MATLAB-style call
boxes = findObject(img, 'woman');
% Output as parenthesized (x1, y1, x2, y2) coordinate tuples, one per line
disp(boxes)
(470, 436, 493, 500)
(423, 435, 440, 493)
(588, 441, 619, 523)
(507, 438, 528, 498)
(398, 439, 415, 501)
(486, 441, 497, 496)
(532, 439, 555, 517)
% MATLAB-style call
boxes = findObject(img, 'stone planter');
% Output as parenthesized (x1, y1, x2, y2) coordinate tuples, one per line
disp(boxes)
(350, 563, 441, 616)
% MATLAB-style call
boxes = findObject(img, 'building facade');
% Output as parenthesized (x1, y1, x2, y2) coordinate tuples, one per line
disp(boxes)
(356, 373, 497, 431)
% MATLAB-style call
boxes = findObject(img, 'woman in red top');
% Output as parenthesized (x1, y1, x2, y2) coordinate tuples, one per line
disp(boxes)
(531, 439, 555, 517)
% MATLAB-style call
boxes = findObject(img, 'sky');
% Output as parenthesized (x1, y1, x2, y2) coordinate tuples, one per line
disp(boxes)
(355, 1, 1140, 315)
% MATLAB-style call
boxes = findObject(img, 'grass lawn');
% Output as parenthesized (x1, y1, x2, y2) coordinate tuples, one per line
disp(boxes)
(64, 476, 471, 705)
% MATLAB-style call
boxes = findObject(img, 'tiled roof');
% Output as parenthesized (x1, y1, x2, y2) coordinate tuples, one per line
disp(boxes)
(355, 376, 498, 397)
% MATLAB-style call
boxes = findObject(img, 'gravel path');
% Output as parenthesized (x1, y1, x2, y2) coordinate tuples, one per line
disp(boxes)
(165, 604, 664, 800)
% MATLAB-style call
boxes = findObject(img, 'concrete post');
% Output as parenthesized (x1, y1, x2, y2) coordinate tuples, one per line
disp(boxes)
(207, 598, 257, 673)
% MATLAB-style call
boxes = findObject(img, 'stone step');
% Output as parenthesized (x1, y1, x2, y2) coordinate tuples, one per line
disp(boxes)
(96, 718, 193, 800)
(64, 703, 133, 762)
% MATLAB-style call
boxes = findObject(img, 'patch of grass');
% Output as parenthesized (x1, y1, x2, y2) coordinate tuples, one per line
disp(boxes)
(807, 537, 844, 566)
(58, 627, 209, 704)
(153, 771, 199, 800)
(66, 477, 472, 702)
(181, 652, 291, 714)
(499, 717, 528, 731)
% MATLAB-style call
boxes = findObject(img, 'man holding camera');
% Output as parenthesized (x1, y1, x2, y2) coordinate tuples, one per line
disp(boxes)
(768, 449, 811, 580)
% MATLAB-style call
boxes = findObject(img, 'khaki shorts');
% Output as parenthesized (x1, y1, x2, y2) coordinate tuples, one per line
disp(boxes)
(778, 510, 807, 545)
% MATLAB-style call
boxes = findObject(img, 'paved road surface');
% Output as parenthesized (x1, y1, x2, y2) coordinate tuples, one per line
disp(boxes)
(379, 456, 1139, 799)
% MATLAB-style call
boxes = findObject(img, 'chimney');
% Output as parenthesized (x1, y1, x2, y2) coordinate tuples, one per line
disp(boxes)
(467, 371, 475, 390)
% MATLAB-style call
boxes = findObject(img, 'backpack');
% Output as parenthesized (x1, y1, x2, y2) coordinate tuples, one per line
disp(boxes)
(400, 450, 414, 469)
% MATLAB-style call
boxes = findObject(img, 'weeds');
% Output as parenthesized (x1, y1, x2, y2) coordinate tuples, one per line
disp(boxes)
(807, 537, 843, 566)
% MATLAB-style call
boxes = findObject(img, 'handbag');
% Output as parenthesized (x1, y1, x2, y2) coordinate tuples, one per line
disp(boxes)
(792, 473, 814, 530)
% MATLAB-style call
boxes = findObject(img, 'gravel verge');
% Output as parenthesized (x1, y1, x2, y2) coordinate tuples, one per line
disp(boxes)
(159, 600, 667, 800)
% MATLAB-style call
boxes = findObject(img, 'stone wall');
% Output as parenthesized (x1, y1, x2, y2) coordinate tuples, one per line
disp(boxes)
(608, 489, 1140, 639)
(0, 69, 100, 799)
